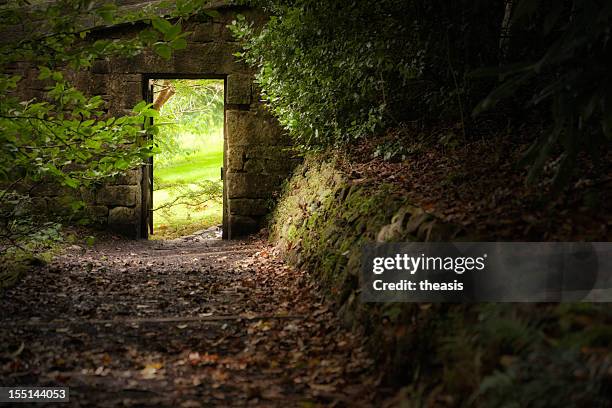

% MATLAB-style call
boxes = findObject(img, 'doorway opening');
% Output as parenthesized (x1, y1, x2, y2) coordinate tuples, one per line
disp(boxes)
(148, 78, 225, 240)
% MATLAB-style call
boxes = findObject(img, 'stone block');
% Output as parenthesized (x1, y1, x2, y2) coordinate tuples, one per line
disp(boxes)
(241, 157, 268, 174)
(226, 172, 283, 199)
(91, 59, 110, 74)
(109, 43, 245, 75)
(85, 205, 109, 221)
(226, 110, 287, 147)
(106, 75, 143, 110)
(226, 74, 252, 105)
(30, 182, 67, 197)
(190, 22, 218, 43)
(227, 146, 301, 174)
(96, 185, 139, 207)
(108, 169, 141, 186)
(108, 222, 139, 239)
(78, 187, 96, 204)
(45, 196, 74, 216)
(229, 198, 269, 216)
(89, 74, 108, 94)
(228, 215, 260, 236)
(108, 206, 138, 224)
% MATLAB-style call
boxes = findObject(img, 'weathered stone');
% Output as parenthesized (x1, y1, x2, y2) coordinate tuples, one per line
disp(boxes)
(226, 172, 283, 199)
(78, 187, 96, 204)
(242, 157, 268, 174)
(108, 169, 141, 186)
(227, 146, 300, 174)
(30, 183, 68, 197)
(228, 215, 260, 236)
(226, 74, 252, 105)
(106, 75, 142, 110)
(226, 110, 288, 147)
(85, 205, 109, 221)
(108, 206, 138, 224)
(229, 199, 269, 216)
(96, 185, 139, 207)
(45, 196, 74, 216)
(10, 5, 294, 240)
(91, 59, 110, 74)
(108, 204, 140, 238)
(190, 22, 217, 43)
(109, 43, 245, 75)
(89, 74, 107, 94)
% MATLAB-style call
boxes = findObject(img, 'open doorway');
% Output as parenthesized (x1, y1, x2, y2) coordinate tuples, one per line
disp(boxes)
(147, 79, 225, 239)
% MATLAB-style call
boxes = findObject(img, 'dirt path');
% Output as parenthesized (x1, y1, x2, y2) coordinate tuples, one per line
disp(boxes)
(0, 233, 384, 407)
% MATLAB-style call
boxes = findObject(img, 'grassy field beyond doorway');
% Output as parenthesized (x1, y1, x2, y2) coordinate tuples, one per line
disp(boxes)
(152, 79, 224, 239)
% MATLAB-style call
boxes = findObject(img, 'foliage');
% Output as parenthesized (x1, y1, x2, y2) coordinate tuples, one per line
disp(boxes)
(0, 190, 63, 290)
(271, 153, 612, 406)
(0, 191, 63, 259)
(233, 0, 611, 187)
(466, 304, 612, 408)
(153, 79, 224, 168)
(153, 178, 223, 239)
(230, 0, 503, 148)
(0, 0, 215, 251)
(154, 179, 222, 212)
(150, 79, 224, 239)
(474, 0, 612, 189)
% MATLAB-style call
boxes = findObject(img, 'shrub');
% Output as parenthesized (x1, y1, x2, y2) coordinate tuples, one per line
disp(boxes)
(231, 0, 503, 148)
(233, 0, 611, 187)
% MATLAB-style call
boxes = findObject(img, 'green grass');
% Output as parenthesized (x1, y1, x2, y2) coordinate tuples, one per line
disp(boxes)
(155, 149, 223, 184)
(151, 79, 224, 240)
(153, 148, 223, 239)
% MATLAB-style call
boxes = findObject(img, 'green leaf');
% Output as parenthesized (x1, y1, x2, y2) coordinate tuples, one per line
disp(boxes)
(85, 139, 102, 149)
(170, 38, 187, 50)
(142, 108, 159, 118)
(97, 3, 118, 24)
(114, 158, 129, 170)
(38, 67, 51, 80)
(70, 200, 85, 211)
(63, 177, 80, 188)
(152, 17, 173, 35)
(133, 100, 148, 113)
(204, 9, 220, 18)
(153, 42, 172, 59)
(164, 23, 182, 41)
(93, 40, 109, 53)
(139, 28, 159, 44)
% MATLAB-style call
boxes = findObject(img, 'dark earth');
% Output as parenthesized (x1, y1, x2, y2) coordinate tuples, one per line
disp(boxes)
(0, 232, 386, 407)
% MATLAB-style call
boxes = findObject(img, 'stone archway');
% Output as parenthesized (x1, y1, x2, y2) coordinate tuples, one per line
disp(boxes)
(71, 3, 298, 239)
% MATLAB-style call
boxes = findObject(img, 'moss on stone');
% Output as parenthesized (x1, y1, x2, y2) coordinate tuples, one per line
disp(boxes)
(267, 150, 610, 405)
(268, 151, 468, 375)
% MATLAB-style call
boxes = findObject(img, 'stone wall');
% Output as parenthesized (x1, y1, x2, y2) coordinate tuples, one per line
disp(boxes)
(9, 2, 299, 239)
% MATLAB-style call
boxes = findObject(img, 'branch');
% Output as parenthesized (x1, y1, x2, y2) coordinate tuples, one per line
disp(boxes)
(153, 80, 176, 110)
(153, 194, 221, 212)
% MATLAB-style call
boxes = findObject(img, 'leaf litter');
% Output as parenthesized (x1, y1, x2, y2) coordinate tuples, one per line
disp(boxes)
(0, 233, 386, 406)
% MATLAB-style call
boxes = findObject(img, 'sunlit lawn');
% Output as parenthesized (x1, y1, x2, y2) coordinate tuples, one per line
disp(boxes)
(155, 149, 222, 183)
(150, 78, 224, 240)
(152, 148, 223, 239)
